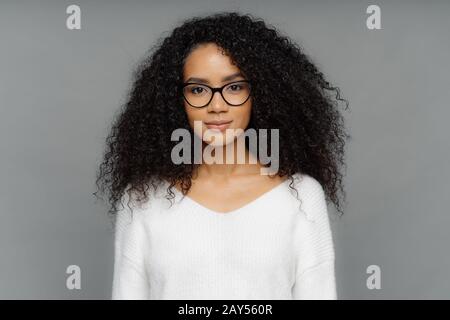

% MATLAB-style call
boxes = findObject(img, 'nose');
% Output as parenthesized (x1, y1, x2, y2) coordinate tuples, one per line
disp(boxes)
(207, 91, 229, 112)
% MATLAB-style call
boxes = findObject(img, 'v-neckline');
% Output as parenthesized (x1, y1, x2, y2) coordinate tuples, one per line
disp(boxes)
(169, 178, 290, 216)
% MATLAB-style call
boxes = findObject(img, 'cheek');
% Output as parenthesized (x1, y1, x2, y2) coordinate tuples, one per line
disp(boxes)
(234, 102, 252, 128)
(183, 105, 207, 138)
(184, 104, 202, 123)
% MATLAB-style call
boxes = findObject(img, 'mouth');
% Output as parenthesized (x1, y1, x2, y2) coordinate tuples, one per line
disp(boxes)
(204, 120, 233, 132)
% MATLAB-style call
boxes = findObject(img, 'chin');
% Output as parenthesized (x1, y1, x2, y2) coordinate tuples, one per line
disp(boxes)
(203, 132, 234, 147)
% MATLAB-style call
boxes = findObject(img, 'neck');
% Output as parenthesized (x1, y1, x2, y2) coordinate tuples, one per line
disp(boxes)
(195, 140, 264, 179)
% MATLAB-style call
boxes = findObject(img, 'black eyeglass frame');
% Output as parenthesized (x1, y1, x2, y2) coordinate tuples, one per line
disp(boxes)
(180, 80, 252, 108)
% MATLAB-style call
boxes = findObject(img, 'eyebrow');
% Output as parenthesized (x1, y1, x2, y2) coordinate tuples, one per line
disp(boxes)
(185, 72, 245, 84)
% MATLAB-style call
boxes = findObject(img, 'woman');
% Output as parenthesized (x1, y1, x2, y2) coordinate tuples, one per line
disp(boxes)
(94, 12, 349, 300)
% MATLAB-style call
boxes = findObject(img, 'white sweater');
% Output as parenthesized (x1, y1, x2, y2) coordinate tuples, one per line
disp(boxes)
(111, 173, 337, 300)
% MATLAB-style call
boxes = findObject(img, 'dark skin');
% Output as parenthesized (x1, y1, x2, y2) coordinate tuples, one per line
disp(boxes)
(174, 42, 287, 214)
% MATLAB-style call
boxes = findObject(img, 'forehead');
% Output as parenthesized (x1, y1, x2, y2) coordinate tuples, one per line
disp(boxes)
(183, 43, 241, 80)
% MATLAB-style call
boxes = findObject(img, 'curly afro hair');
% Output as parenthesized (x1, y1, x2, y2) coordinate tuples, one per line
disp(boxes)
(94, 11, 351, 220)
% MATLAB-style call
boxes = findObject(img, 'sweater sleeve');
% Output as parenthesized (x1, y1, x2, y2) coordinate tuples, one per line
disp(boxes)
(291, 175, 337, 300)
(111, 192, 150, 300)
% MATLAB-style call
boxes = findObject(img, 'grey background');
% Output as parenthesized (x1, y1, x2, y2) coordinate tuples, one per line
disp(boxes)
(1, 0, 449, 299)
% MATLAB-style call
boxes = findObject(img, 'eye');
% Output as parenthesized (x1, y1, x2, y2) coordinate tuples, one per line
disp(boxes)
(227, 84, 243, 92)
(190, 86, 205, 95)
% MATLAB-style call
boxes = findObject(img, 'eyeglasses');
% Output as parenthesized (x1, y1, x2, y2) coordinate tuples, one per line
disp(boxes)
(181, 80, 251, 108)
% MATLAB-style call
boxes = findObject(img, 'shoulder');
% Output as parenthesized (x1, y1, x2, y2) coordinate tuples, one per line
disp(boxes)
(291, 172, 325, 197)
(290, 174, 335, 269)
(115, 180, 167, 228)
(289, 172, 328, 223)
(114, 190, 146, 237)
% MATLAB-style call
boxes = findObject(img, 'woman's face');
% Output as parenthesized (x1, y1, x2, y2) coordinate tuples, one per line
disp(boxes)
(182, 42, 252, 147)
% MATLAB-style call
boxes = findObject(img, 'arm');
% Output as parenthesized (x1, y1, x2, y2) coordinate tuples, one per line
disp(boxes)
(292, 259, 337, 300)
(291, 175, 337, 300)
(112, 192, 150, 299)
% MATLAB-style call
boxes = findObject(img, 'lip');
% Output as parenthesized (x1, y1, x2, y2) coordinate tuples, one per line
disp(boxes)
(204, 120, 232, 132)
